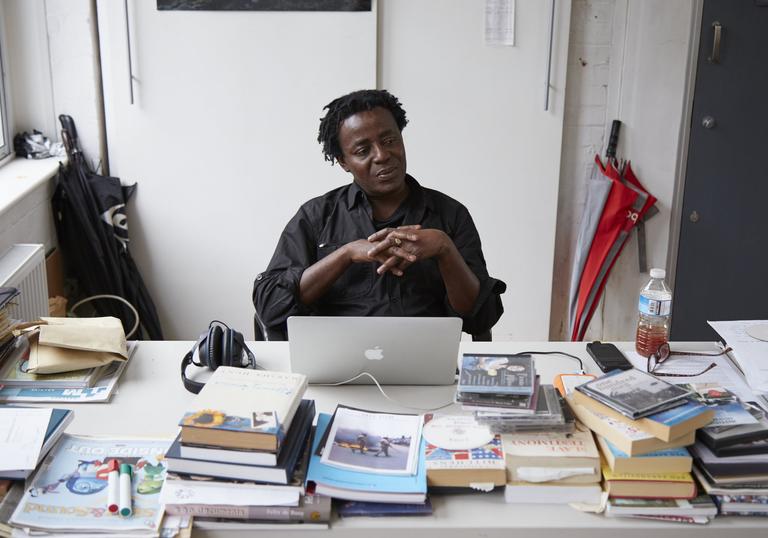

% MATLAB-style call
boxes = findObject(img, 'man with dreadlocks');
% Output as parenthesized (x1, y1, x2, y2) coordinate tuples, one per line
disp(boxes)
(253, 89, 505, 340)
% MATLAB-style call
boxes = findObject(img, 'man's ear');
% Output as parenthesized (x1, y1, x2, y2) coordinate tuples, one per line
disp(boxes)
(337, 156, 349, 173)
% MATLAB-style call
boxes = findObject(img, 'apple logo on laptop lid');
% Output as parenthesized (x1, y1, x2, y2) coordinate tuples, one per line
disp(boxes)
(364, 346, 384, 361)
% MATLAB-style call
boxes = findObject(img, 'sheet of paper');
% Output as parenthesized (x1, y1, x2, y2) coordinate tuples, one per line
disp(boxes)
(485, 0, 515, 46)
(159, 481, 299, 507)
(709, 320, 768, 393)
(624, 349, 758, 405)
(0, 407, 51, 471)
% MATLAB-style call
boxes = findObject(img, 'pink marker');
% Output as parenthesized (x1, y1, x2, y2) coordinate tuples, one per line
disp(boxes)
(106, 460, 120, 514)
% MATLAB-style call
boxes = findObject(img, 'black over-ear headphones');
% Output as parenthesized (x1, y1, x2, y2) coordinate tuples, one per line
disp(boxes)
(181, 320, 261, 394)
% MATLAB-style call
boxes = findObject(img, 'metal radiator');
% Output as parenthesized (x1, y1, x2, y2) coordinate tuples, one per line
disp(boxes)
(0, 243, 49, 322)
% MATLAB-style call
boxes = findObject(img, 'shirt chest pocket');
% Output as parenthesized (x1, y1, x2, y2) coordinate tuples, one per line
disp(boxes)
(316, 244, 375, 301)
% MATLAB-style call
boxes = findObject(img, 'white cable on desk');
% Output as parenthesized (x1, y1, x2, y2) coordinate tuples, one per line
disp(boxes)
(314, 372, 455, 412)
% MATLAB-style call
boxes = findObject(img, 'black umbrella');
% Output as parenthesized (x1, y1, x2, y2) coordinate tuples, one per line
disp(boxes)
(51, 114, 163, 340)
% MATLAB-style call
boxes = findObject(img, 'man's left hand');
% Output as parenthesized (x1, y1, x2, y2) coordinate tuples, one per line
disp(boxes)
(367, 227, 451, 276)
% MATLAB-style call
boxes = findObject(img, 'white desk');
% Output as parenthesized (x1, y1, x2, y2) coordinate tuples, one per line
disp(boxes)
(59, 341, 766, 537)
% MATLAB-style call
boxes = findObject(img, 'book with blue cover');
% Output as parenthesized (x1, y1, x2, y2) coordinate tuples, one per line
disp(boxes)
(306, 413, 427, 503)
(596, 435, 692, 474)
(572, 386, 713, 441)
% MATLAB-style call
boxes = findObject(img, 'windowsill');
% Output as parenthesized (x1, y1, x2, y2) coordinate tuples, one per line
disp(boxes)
(0, 157, 64, 219)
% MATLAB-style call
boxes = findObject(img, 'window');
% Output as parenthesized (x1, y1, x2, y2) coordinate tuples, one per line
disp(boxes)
(0, 35, 9, 162)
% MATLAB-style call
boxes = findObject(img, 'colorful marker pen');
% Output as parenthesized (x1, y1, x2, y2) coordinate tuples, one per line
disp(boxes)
(118, 463, 133, 517)
(106, 460, 120, 514)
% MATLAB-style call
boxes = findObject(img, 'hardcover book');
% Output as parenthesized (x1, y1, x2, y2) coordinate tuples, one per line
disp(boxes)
(601, 465, 697, 500)
(596, 435, 692, 474)
(179, 367, 307, 452)
(570, 389, 713, 442)
(567, 397, 696, 456)
(698, 404, 768, 450)
(690, 441, 768, 476)
(458, 353, 535, 395)
(167, 400, 314, 484)
(422, 414, 506, 488)
(575, 369, 693, 419)
(502, 425, 599, 484)
(306, 413, 427, 503)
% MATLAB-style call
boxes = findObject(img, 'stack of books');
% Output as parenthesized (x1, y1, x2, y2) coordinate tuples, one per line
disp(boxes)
(307, 406, 428, 506)
(566, 369, 717, 522)
(456, 353, 574, 433)
(691, 437, 768, 516)
(502, 425, 603, 505)
(160, 367, 331, 528)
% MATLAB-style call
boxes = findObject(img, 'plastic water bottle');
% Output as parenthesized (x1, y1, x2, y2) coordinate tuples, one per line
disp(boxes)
(635, 268, 672, 357)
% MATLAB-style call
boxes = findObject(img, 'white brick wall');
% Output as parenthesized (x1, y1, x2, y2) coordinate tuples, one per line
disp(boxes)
(550, 0, 616, 341)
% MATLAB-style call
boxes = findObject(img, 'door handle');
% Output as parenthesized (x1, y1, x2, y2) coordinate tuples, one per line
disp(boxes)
(708, 21, 722, 64)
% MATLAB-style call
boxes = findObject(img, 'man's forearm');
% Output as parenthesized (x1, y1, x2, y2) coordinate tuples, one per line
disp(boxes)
(298, 245, 353, 305)
(437, 243, 480, 315)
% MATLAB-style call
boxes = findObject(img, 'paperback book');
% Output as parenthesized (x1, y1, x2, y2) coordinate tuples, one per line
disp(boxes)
(575, 369, 693, 419)
(458, 353, 535, 395)
(306, 413, 427, 503)
(596, 435, 692, 474)
(502, 425, 600, 484)
(605, 495, 717, 518)
(0, 407, 73, 480)
(567, 397, 696, 456)
(164, 491, 331, 522)
(602, 465, 697, 499)
(319, 406, 423, 477)
(422, 414, 506, 488)
(179, 367, 307, 452)
(570, 389, 713, 442)
(10, 435, 169, 534)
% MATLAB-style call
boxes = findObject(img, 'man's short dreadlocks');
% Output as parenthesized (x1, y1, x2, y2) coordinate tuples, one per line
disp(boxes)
(317, 89, 408, 165)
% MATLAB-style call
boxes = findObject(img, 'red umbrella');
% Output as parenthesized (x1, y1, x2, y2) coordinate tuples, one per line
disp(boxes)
(568, 156, 656, 341)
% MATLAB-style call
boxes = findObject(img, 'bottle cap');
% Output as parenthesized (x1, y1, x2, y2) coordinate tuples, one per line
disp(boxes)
(120, 463, 133, 477)
(650, 268, 666, 279)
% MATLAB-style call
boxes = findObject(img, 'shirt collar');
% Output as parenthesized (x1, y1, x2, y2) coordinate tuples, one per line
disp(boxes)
(345, 175, 429, 223)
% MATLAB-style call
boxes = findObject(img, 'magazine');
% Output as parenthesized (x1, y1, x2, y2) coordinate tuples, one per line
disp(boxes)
(0, 342, 136, 403)
(576, 369, 692, 419)
(10, 435, 170, 535)
(320, 406, 422, 476)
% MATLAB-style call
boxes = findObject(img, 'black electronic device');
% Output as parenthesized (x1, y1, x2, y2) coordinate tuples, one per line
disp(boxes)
(585, 341, 633, 373)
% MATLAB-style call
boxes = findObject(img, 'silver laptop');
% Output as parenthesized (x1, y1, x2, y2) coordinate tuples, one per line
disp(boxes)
(287, 316, 462, 385)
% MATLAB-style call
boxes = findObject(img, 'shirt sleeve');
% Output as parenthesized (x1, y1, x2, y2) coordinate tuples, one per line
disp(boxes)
(252, 206, 317, 338)
(446, 205, 507, 338)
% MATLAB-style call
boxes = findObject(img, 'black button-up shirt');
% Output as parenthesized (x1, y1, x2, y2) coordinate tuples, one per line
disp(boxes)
(253, 176, 506, 338)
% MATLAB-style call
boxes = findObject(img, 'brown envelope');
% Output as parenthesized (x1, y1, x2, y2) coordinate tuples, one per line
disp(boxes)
(25, 317, 128, 374)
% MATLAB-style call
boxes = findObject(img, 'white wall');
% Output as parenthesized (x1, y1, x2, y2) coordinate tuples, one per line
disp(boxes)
(379, 0, 571, 340)
(97, 1, 377, 339)
(94, 1, 571, 340)
(549, 0, 695, 341)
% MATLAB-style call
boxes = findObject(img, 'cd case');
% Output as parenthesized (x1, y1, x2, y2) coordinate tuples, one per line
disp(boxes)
(458, 354, 535, 395)
(575, 369, 692, 419)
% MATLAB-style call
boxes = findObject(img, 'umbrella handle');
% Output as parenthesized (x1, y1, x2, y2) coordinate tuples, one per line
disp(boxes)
(606, 119, 621, 162)
(59, 114, 81, 159)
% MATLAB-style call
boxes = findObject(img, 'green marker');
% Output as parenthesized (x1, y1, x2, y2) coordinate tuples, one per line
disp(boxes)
(118, 463, 133, 517)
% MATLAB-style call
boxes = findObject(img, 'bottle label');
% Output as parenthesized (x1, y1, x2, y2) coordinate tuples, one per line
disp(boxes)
(639, 295, 671, 316)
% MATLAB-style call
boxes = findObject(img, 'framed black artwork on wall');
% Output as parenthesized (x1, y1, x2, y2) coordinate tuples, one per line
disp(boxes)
(157, 0, 371, 11)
